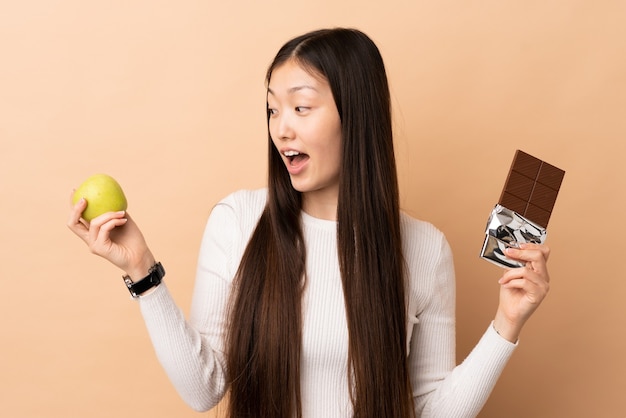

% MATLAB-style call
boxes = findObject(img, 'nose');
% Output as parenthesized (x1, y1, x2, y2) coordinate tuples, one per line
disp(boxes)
(270, 112, 295, 142)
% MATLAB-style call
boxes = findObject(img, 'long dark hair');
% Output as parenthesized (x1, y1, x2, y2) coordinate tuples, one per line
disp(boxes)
(226, 28, 414, 418)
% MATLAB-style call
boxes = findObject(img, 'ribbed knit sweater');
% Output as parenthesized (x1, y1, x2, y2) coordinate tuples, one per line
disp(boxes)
(138, 189, 517, 417)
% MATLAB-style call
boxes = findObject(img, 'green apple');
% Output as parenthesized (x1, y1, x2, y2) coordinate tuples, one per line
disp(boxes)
(72, 174, 128, 222)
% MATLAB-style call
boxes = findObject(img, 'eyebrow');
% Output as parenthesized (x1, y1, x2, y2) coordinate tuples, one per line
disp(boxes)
(267, 85, 318, 95)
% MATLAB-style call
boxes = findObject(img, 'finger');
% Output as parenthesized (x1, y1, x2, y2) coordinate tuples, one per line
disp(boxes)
(88, 211, 127, 244)
(499, 277, 527, 290)
(96, 217, 128, 240)
(519, 242, 551, 261)
(501, 282, 547, 311)
(499, 265, 550, 291)
(499, 265, 542, 287)
(500, 274, 550, 300)
(509, 242, 551, 265)
(67, 197, 89, 237)
(504, 244, 548, 263)
(500, 269, 541, 287)
(93, 218, 128, 252)
(504, 245, 550, 276)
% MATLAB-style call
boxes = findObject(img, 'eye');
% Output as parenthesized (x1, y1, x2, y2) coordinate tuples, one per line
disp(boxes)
(295, 106, 310, 113)
(267, 107, 278, 116)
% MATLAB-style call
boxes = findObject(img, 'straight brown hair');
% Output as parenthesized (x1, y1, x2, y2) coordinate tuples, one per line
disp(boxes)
(225, 28, 414, 418)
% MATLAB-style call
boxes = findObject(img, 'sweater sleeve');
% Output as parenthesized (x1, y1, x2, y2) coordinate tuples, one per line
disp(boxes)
(410, 231, 517, 418)
(137, 201, 240, 412)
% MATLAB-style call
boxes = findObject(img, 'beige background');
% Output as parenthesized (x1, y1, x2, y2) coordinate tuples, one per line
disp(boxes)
(1, 1, 625, 417)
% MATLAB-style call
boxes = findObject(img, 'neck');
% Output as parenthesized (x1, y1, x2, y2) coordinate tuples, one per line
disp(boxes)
(301, 190, 338, 221)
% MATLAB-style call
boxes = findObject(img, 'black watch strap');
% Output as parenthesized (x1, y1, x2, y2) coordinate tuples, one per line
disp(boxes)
(123, 262, 165, 298)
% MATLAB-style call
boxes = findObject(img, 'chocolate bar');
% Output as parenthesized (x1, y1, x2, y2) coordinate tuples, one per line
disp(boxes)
(498, 150, 565, 228)
(480, 150, 565, 268)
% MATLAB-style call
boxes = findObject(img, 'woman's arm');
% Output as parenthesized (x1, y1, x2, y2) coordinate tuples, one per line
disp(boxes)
(138, 202, 240, 411)
(67, 195, 240, 412)
(409, 231, 522, 418)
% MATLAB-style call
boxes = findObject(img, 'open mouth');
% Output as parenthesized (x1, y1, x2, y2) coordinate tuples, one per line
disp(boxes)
(283, 150, 309, 166)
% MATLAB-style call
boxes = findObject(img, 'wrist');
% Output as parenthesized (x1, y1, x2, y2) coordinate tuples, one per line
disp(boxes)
(124, 253, 156, 281)
(123, 261, 165, 298)
(493, 313, 523, 343)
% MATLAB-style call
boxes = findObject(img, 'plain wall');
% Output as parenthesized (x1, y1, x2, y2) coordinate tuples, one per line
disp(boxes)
(1, 1, 625, 417)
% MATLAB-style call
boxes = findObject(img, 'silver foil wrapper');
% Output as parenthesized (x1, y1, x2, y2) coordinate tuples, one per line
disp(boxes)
(480, 204, 547, 268)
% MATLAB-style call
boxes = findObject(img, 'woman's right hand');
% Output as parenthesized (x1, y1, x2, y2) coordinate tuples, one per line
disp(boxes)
(67, 195, 156, 280)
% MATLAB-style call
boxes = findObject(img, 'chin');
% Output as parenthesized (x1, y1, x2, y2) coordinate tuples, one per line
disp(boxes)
(289, 183, 310, 193)
(287, 177, 308, 192)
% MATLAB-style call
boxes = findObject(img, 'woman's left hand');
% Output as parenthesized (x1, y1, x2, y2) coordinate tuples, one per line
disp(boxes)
(493, 243, 551, 342)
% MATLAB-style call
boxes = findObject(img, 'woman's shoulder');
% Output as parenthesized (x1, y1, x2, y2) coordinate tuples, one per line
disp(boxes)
(400, 211, 446, 242)
(399, 210, 452, 265)
(209, 188, 268, 232)
(219, 188, 268, 209)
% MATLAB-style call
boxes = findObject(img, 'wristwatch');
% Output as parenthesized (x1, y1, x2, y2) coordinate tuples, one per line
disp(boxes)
(122, 262, 165, 298)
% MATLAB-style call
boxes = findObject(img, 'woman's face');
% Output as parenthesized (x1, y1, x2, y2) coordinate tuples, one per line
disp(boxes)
(267, 60, 343, 215)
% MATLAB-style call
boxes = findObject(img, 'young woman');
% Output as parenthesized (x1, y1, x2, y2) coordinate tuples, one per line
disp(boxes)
(68, 28, 551, 418)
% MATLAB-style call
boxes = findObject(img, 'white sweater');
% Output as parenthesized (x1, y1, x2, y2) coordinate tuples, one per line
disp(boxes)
(139, 189, 517, 417)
